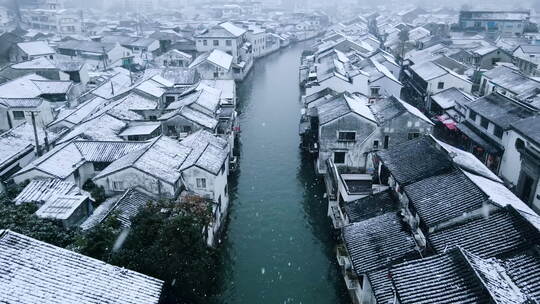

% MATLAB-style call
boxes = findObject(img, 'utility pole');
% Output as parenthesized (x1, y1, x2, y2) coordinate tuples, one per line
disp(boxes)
(30, 112, 41, 157)
(80, 10, 85, 33)
(101, 46, 108, 71)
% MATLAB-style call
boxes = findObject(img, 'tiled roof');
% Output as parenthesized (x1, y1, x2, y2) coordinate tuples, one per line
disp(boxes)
(14, 179, 79, 205)
(503, 253, 540, 301)
(343, 212, 418, 275)
(112, 188, 154, 227)
(391, 248, 503, 304)
(428, 207, 540, 258)
(0, 230, 163, 304)
(467, 93, 534, 129)
(342, 189, 399, 223)
(366, 268, 395, 304)
(80, 188, 154, 230)
(404, 168, 489, 227)
(376, 136, 453, 185)
(35, 194, 89, 220)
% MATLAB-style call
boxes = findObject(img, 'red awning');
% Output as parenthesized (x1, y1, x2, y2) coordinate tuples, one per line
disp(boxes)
(436, 114, 457, 130)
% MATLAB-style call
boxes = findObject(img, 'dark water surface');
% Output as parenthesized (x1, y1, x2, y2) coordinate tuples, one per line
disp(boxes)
(214, 42, 349, 304)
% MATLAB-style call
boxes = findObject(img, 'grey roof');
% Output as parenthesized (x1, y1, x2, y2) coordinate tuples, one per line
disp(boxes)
(0, 230, 163, 304)
(467, 93, 534, 129)
(370, 95, 432, 125)
(0, 97, 44, 108)
(80, 188, 154, 230)
(390, 247, 530, 304)
(503, 253, 540, 302)
(343, 189, 399, 223)
(483, 66, 540, 96)
(366, 268, 395, 304)
(404, 168, 489, 228)
(517, 44, 540, 54)
(428, 207, 540, 258)
(511, 116, 540, 144)
(376, 136, 454, 185)
(343, 212, 418, 275)
(57, 40, 116, 53)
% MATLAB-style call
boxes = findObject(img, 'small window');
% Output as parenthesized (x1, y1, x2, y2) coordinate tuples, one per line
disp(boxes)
(93, 162, 109, 171)
(338, 131, 356, 142)
(408, 132, 420, 140)
(480, 116, 489, 129)
(334, 152, 346, 164)
(213, 40, 219, 46)
(469, 110, 477, 121)
(167, 125, 176, 135)
(113, 181, 124, 191)
(370, 87, 380, 96)
(437, 82, 444, 89)
(12, 111, 25, 120)
(203, 40, 208, 46)
(196, 178, 207, 189)
(183, 125, 192, 133)
(383, 135, 390, 149)
(149, 115, 157, 121)
(494, 125, 503, 138)
(165, 96, 175, 104)
(226, 40, 232, 46)
(373, 140, 379, 149)
(515, 138, 525, 150)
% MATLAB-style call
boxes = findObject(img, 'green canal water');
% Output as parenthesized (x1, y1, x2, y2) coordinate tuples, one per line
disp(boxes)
(214, 42, 350, 304)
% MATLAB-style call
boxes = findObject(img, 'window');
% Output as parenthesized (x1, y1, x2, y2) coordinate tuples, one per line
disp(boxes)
(338, 131, 356, 142)
(113, 181, 124, 191)
(370, 87, 380, 96)
(167, 125, 176, 135)
(11, 110, 26, 120)
(494, 125, 503, 138)
(203, 40, 208, 46)
(183, 125, 192, 133)
(165, 96, 175, 104)
(480, 116, 489, 129)
(437, 82, 444, 89)
(196, 178, 207, 189)
(383, 135, 390, 149)
(149, 115, 157, 121)
(213, 40, 219, 46)
(226, 40, 232, 46)
(408, 132, 420, 140)
(93, 162, 109, 171)
(373, 140, 379, 149)
(334, 152, 346, 164)
(469, 110, 477, 121)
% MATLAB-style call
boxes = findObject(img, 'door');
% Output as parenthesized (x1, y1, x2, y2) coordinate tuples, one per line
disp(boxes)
(518, 172, 536, 204)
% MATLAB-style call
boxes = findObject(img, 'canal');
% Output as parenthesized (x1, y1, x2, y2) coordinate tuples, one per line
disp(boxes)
(215, 42, 349, 303)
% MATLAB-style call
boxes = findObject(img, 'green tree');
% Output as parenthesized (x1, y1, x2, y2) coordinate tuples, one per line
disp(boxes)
(0, 196, 76, 247)
(109, 197, 218, 303)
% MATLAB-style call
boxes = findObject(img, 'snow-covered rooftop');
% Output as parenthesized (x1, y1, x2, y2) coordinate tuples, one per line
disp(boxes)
(35, 194, 89, 220)
(17, 41, 55, 56)
(0, 230, 163, 304)
(14, 179, 80, 205)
